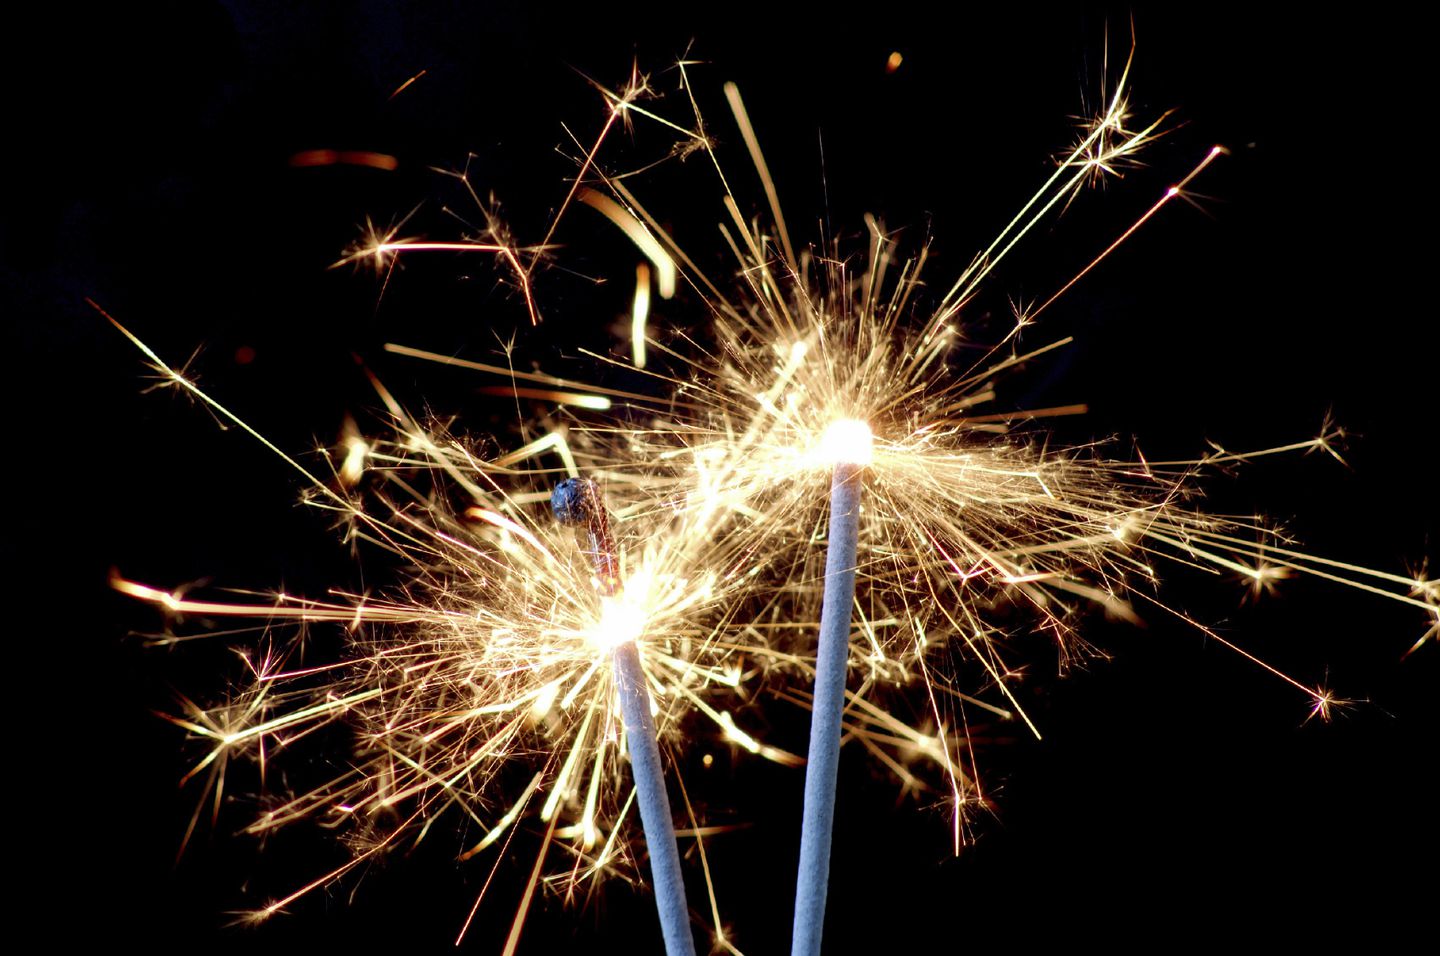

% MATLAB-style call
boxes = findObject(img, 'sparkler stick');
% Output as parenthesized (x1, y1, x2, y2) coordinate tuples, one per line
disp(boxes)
(551, 476, 697, 956)
(793, 421, 872, 956)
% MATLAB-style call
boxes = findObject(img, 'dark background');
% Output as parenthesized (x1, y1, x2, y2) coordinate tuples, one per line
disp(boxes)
(9, 4, 1435, 952)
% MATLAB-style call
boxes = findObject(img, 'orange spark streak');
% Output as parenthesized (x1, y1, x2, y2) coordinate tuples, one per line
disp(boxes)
(1029, 145, 1227, 321)
(388, 68, 428, 100)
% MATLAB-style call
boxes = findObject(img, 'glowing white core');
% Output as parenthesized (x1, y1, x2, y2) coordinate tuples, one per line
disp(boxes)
(592, 596, 645, 651)
(819, 418, 874, 466)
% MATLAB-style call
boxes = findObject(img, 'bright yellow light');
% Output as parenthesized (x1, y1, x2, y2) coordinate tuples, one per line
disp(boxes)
(340, 434, 369, 486)
(580, 189, 677, 298)
(632, 262, 651, 369)
(592, 596, 646, 651)
(818, 418, 873, 466)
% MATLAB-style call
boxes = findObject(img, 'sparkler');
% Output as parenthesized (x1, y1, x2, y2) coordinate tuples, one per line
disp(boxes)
(101, 25, 1435, 953)
(552, 476, 696, 956)
(103, 306, 787, 951)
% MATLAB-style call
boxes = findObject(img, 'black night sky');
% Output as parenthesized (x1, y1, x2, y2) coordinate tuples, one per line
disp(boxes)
(10, 4, 1436, 953)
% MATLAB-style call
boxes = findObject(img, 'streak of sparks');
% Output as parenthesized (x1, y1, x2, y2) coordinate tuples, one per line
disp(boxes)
(581, 188, 678, 299)
(388, 68, 429, 101)
(632, 262, 652, 368)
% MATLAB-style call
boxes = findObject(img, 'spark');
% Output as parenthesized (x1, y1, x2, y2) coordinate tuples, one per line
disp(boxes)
(388, 68, 428, 101)
(348, 238, 541, 326)
(339, 416, 369, 487)
(288, 149, 399, 171)
(1027, 145, 1228, 323)
(633, 262, 652, 368)
(476, 385, 613, 410)
(581, 188, 678, 298)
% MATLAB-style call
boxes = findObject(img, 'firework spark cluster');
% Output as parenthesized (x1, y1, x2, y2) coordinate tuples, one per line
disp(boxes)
(112, 47, 1435, 952)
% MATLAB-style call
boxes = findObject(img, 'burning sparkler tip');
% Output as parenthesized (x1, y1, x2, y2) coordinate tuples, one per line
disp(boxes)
(818, 419, 874, 467)
(551, 476, 602, 526)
